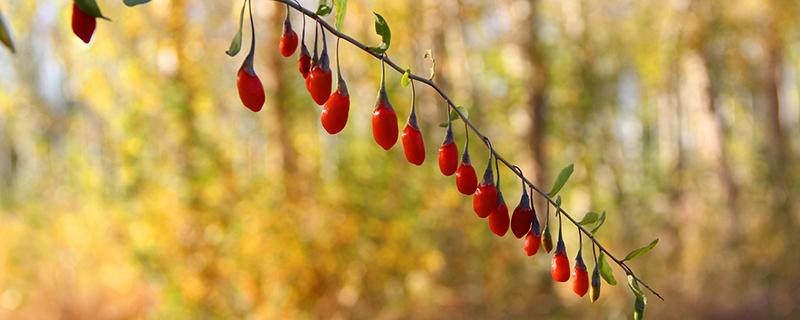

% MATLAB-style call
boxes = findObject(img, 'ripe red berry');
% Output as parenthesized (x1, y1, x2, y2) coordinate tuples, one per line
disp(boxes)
(523, 229, 541, 256)
(71, 2, 96, 44)
(473, 162, 497, 218)
(321, 77, 350, 134)
(551, 237, 570, 282)
(237, 63, 265, 112)
(510, 192, 533, 238)
(372, 88, 398, 150)
(456, 157, 478, 195)
(438, 125, 458, 176)
(488, 192, 509, 236)
(573, 253, 589, 297)
(298, 44, 311, 78)
(279, 18, 298, 57)
(402, 112, 425, 166)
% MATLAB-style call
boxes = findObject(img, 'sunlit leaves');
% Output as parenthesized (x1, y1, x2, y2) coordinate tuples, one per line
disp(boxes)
(598, 251, 616, 285)
(549, 163, 573, 197)
(75, 0, 110, 20)
(123, 0, 151, 6)
(623, 239, 659, 262)
(0, 10, 14, 53)
(334, 0, 347, 30)
(368, 12, 390, 54)
(226, 0, 247, 56)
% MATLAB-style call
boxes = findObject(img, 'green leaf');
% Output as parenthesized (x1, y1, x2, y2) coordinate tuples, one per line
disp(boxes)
(579, 211, 599, 226)
(401, 69, 411, 87)
(123, 0, 151, 6)
(75, 0, 110, 20)
(449, 106, 468, 121)
(623, 239, 659, 262)
(549, 163, 574, 197)
(591, 211, 606, 233)
(368, 12, 391, 54)
(334, 0, 347, 30)
(316, 2, 333, 16)
(226, 0, 247, 57)
(0, 10, 14, 54)
(598, 252, 616, 285)
(424, 49, 435, 80)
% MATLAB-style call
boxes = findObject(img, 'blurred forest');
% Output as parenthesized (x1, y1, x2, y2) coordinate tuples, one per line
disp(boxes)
(1, 0, 799, 319)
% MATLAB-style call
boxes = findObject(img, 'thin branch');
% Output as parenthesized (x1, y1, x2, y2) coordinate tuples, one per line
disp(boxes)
(271, 0, 663, 302)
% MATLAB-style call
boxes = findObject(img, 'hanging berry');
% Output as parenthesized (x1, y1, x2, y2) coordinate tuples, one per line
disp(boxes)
(438, 118, 458, 176)
(236, 0, 265, 112)
(372, 57, 398, 150)
(455, 128, 478, 195)
(473, 141, 498, 218)
(71, 2, 97, 44)
(306, 24, 333, 105)
(551, 212, 570, 282)
(321, 39, 350, 134)
(573, 230, 589, 297)
(279, 5, 298, 57)
(401, 81, 425, 165)
(510, 171, 533, 238)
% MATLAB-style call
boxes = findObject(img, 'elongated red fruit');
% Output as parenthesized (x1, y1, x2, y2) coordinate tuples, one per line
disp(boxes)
(237, 59, 265, 112)
(372, 88, 398, 150)
(511, 192, 533, 238)
(306, 50, 332, 105)
(402, 112, 425, 166)
(321, 76, 350, 134)
(572, 253, 589, 297)
(438, 124, 458, 176)
(71, 2, 96, 44)
(279, 17, 298, 57)
(488, 192, 509, 236)
(298, 43, 311, 78)
(456, 147, 478, 194)
(551, 234, 570, 282)
(473, 162, 497, 218)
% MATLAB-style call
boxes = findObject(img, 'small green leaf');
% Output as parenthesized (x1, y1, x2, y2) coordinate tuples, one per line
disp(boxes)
(0, 10, 14, 54)
(549, 163, 574, 197)
(598, 252, 616, 285)
(368, 12, 391, 54)
(123, 0, 151, 6)
(334, 0, 347, 30)
(75, 0, 110, 20)
(401, 69, 411, 87)
(591, 211, 606, 233)
(579, 211, 599, 226)
(226, 0, 247, 57)
(623, 239, 659, 262)
(449, 106, 468, 121)
(424, 49, 435, 80)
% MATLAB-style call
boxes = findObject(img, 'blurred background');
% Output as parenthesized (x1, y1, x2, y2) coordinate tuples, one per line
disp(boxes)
(1, 0, 799, 319)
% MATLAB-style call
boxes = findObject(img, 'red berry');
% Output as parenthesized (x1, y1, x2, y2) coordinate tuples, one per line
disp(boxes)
(573, 254, 589, 297)
(71, 2, 96, 44)
(473, 164, 497, 218)
(438, 126, 458, 176)
(237, 66, 265, 112)
(510, 193, 533, 238)
(298, 44, 311, 78)
(488, 192, 509, 236)
(523, 229, 541, 256)
(402, 113, 425, 166)
(321, 78, 349, 134)
(551, 251, 570, 282)
(455, 149, 478, 194)
(372, 90, 398, 150)
(279, 22, 298, 57)
(306, 62, 332, 105)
